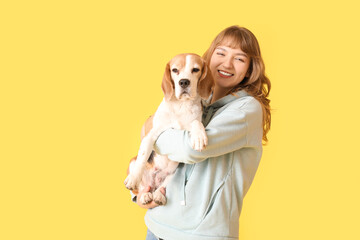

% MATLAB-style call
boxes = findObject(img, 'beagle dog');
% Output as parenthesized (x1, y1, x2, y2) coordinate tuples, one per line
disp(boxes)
(125, 53, 214, 205)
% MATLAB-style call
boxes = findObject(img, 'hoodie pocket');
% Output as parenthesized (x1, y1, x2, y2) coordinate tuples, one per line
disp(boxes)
(201, 179, 225, 220)
(193, 175, 236, 238)
(180, 164, 195, 206)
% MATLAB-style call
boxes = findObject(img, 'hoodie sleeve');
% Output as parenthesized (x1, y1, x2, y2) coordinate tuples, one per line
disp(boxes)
(154, 98, 263, 164)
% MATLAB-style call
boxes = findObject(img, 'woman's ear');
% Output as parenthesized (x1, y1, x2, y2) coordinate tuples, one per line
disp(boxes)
(198, 60, 214, 99)
(161, 62, 174, 101)
(245, 60, 259, 85)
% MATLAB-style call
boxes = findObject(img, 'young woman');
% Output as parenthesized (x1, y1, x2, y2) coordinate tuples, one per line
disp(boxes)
(133, 25, 271, 240)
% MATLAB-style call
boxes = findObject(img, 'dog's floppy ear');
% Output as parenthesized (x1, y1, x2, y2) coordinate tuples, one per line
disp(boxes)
(198, 60, 214, 99)
(161, 62, 174, 101)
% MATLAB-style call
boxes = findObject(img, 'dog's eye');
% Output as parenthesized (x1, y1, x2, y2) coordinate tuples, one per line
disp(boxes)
(192, 68, 200, 73)
(172, 68, 178, 73)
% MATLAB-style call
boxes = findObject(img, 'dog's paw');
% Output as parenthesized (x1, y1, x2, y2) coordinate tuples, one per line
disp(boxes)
(124, 174, 139, 191)
(139, 192, 153, 205)
(153, 189, 167, 205)
(190, 129, 208, 152)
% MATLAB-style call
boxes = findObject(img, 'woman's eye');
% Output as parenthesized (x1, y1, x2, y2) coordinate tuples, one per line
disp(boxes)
(172, 68, 178, 73)
(192, 68, 200, 73)
(236, 58, 245, 62)
(216, 52, 225, 56)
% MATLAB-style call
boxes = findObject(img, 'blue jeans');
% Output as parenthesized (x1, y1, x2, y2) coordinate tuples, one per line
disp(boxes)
(146, 229, 163, 240)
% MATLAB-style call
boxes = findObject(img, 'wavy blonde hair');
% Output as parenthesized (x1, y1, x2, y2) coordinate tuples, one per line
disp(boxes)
(203, 26, 271, 144)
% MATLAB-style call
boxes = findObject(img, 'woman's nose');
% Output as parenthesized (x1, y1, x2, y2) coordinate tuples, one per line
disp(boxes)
(222, 56, 233, 68)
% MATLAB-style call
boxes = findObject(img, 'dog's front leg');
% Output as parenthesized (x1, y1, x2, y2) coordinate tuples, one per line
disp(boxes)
(189, 120, 208, 151)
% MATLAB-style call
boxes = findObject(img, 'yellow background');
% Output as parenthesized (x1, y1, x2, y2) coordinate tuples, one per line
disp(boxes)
(1, 0, 359, 239)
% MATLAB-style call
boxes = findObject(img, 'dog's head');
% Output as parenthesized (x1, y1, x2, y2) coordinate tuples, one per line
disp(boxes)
(161, 53, 214, 101)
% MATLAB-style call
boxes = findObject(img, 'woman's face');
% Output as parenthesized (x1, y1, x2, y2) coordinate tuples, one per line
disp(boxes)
(209, 44, 250, 93)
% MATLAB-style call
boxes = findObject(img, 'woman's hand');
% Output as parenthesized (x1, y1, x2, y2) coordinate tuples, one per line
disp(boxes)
(135, 186, 166, 209)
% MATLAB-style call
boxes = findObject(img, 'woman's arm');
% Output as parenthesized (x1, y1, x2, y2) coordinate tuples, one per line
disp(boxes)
(154, 99, 263, 164)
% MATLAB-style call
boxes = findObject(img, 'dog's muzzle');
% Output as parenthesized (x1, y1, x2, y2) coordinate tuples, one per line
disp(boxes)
(179, 79, 190, 89)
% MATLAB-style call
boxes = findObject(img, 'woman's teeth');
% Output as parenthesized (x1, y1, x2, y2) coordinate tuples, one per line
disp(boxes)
(218, 70, 233, 76)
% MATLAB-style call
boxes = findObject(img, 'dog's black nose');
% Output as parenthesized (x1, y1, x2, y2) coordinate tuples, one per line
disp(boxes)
(179, 79, 190, 89)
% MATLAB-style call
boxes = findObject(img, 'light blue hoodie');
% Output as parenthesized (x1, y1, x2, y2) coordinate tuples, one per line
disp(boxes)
(144, 90, 263, 240)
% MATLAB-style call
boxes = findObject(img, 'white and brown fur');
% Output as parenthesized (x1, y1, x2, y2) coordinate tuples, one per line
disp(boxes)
(125, 53, 214, 205)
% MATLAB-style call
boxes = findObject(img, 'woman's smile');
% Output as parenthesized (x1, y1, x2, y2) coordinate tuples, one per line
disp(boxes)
(218, 70, 234, 78)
